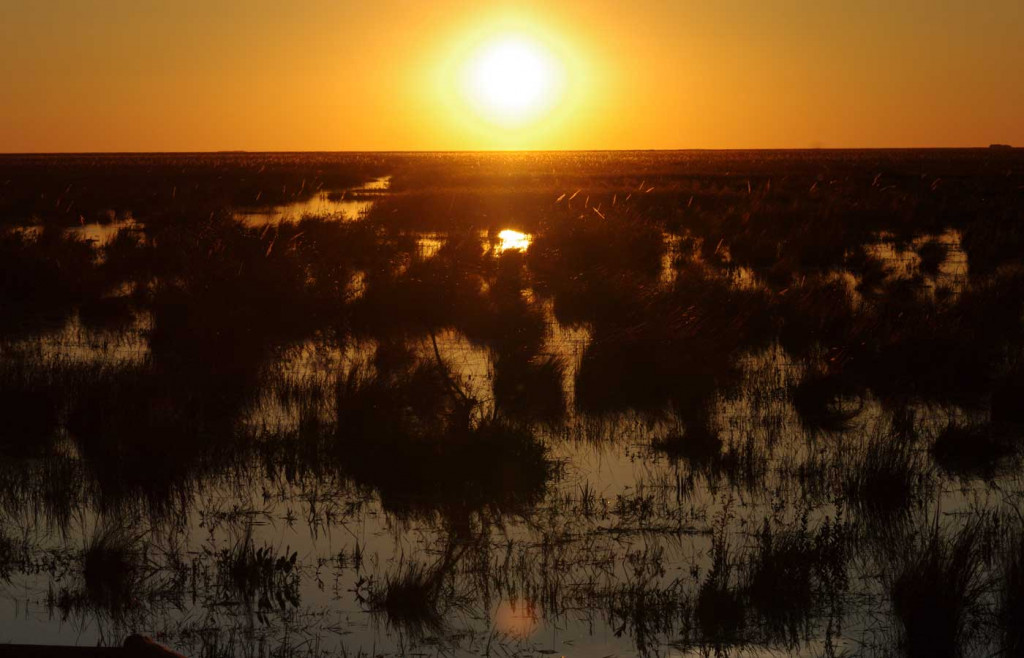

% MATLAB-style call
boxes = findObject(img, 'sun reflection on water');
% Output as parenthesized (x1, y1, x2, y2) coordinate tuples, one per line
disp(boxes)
(496, 229, 531, 253)
(494, 599, 540, 638)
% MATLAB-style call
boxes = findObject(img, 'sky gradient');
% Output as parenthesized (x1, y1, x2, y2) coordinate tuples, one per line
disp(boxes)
(2, 0, 1022, 152)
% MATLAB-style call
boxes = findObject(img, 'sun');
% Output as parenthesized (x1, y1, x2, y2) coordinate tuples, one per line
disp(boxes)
(430, 17, 592, 146)
(462, 35, 564, 126)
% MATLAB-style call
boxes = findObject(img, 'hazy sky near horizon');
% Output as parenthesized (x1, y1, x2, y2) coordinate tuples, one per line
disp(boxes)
(2, 0, 1022, 152)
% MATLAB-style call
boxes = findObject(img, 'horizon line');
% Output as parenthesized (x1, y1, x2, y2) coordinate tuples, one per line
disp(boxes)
(0, 145, 1016, 156)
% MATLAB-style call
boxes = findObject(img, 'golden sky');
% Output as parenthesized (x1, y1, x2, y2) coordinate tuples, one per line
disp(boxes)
(2, 0, 1022, 152)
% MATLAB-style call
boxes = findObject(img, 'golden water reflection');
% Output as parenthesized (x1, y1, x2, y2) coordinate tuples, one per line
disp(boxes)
(496, 229, 531, 253)
(493, 599, 540, 638)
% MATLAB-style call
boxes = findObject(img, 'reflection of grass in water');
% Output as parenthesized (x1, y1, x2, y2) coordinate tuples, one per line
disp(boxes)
(917, 236, 948, 276)
(1000, 530, 1024, 656)
(214, 524, 300, 618)
(742, 513, 851, 644)
(331, 352, 555, 518)
(46, 522, 154, 622)
(0, 528, 25, 582)
(0, 228, 100, 337)
(0, 360, 62, 459)
(887, 520, 989, 658)
(81, 524, 143, 612)
(843, 429, 932, 520)
(931, 423, 1018, 479)
(789, 367, 863, 435)
(365, 561, 446, 638)
(492, 353, 565, 424)
(2, 151, 1024, 655)
(694, 513, 744, 645)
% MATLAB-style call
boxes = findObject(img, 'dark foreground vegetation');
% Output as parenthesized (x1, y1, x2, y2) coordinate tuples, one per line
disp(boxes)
(1, 149, 1023, 657)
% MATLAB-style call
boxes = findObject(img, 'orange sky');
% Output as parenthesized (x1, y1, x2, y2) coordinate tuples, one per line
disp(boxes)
(2, 0, 1022, 152)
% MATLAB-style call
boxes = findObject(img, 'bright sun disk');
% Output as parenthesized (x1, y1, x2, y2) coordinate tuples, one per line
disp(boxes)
(463, 36, 562, 126)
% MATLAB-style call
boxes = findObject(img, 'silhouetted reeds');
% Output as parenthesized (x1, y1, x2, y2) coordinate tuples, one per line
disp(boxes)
(999, 529, 1024, 656)
(0, 149, 1023, 656)
(931, 423, 1017, 479)
(214, 524, 300, 617)
(0, 228, 101, 336)
(365, 561, 447, 637)
(0, 152, 387, 225)
(887, 521, 988, 658)
(844, 430, 931, 519)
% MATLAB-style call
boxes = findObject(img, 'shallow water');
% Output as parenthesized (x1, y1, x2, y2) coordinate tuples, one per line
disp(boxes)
(0, 281, 1013, 657)
(236, 176, 391, 227)
(2, 150, 1024, 657)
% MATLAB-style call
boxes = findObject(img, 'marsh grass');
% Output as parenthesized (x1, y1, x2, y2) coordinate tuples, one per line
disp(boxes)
(80, 524, 146, 612)
(654, 425, 725, 472)
(0, 153, 387, 225)
(844, 429, 932, 520)
(0, 228, 101, 336)
(0, 528, 27, 582)
(931, 423, 1018, 479)
(917, 236, 949, 276)
(992, 368, 1024, 426)
(0, 150, 1023, 656)
(887, 520, 990, 658)
(694, 526, 744, 645)
(0, 360, 61, 458)
(214, 524, 300, 618)
(45, 522, 155, 621)
(999, 529, 1024, 655)
(364, 562, 448, 638)
(789, 367, 863, 434)
(492, 353, 566, 424)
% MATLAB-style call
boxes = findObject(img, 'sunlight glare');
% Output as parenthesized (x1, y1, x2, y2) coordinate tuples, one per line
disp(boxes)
(496, 229, 532, 253)
(463, 36, 563, 126)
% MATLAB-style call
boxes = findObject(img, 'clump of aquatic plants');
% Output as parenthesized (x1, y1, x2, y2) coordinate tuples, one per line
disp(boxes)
(214, 525, 300, 619)
(886, 520, 991, 658)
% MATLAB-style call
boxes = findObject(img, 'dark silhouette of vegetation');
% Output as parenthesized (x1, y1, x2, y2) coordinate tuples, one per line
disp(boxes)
(1, 149, 1023, 656)
(887, 521, 988, 658)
